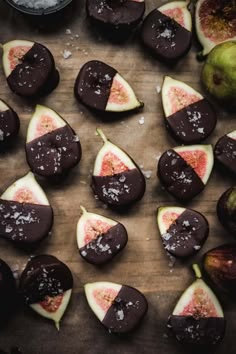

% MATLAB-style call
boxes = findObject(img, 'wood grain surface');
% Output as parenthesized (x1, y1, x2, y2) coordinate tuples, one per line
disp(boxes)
(0, 1, 235, 353)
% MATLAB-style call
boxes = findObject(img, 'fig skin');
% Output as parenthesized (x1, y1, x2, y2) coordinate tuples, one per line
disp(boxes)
(217, 187, 236, 236)
(203, 244, 236, 297)
(201, 41, 236, 111)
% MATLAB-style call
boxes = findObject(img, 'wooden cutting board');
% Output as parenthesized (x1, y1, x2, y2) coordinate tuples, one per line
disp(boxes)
(0, 1, 235, 353)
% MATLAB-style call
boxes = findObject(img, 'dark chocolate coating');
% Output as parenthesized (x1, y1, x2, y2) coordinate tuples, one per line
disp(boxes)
(80, 223, 128, 265)
(19, 255, 73, 305)
(7, 43, 59, 97)
(26, 125, 82, 177)
(157, 149, 204, 201)
(214, 134, 236, 175)
(102, 285, 148, 333)
(166, 99, 217, 144)
(74, 60, 117, 111)
(141, 9, 191, 63)
(161, 209, 209, 258)
(86, 0, 145, 30)
(0, 199, 53, 246)
(217, 187, 236, 236)
(0, 102, 20, 146)
(168, 315, 226, 346)
(0, 259, 17, 323)
(92, 169, 146, 207)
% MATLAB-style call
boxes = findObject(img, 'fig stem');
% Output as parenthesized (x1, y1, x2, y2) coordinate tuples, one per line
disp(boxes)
(96, 128, 107, 143)
(80, 205, 87, 214)
(192, 264, 202, 279)
(55, 321, 60, 331)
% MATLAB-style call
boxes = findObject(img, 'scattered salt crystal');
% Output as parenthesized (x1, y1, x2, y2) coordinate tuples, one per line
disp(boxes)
(139, 116, 145, 125)
(65, 29, 72, 35)
(156, 85, 161, 94)
(142, 170, 152, 179)
(116, 310, 124, 321)
(62, 49, 72, 59)
(146, 237, 150, 241)
(0, 129, 4, 141)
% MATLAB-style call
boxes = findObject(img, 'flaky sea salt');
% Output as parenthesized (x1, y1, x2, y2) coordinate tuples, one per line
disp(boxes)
(12, 0, 64, 9)
(139, 116, 145, 125)
(62, 49, 72, 59)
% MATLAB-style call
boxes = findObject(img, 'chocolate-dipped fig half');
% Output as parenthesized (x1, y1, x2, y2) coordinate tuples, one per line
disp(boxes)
(0, 99, 20, 147)
(157, 144, 213, 202)
(86, 0, 145, 36)
(84, 281, 148, 333)
(157, 206, 209, 258)
(19, 255, 73, 330)
(195, 0, 236, 57)
(74, 60, 143, 112)
(161, 76, 216, 144)
(2, 40, 59, 97)
(77, 206, 128, 265)
(141, 1, 192, 63)
(214, 130, 236, 176)
(217, 187, 236, 236)
(203, 244, 236, 297)
(168, 264, 226, 348)
(92, 129, 146, 207)
(25, 105, 82, 177)
(0, 259, 17, 324)
(0, 171, 53, 248)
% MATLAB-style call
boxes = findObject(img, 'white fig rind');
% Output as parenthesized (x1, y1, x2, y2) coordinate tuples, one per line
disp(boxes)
(30, 289, 72, 330)
(174, 145, 213, 185)
(227, 130, 236, 140)
(2, 40, 34, 78)
(162, 76, 202, 117)
(27, 105, 66, 143)
(84, 282, 122, 322)
(158, 1, 192, 31)
(0, 99, 9, 112)
(157, 206, 185, 235)
(1, 171, 49, 206)
(106, 73, 142, 112)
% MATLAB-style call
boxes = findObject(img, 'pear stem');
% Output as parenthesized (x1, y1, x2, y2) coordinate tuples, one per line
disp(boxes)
(192, 264, 202, 279)
(80, 205, 87, 214)
(96, 128, 107, 143)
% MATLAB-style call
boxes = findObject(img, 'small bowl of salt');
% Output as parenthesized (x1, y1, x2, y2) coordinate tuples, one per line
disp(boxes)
(5, 0, 73, 16)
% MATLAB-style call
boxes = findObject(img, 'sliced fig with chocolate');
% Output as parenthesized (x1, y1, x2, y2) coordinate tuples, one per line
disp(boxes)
(157, 206, 209, 258)
(0, 258, 17, 325)
(84, 281, 148, 333)
(157, 145, 213, 201)
(77, 206, 128, 265)
(0, 171, 53, 248)
(141, 1, 192, 63)
(195, 0, 236, 57)
(2, 40, 59, 97)
(92, 129, 145, 207)
(25, 105, 82, 177)
(214, 130, 236, 176)
(86, 0, 145, 37)
(74, 60, 143, 112)
(217, 187, 236, 236)
(161, 76, 216, 144)
(0, 99, 20, 147)
(203, 244, 236, 297)
(19, 255, 73, 330)
(168, 264, 226, 348)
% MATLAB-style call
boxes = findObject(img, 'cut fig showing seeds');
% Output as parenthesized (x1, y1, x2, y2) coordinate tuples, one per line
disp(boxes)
(157, 145, 213, 201)
(0, 99, 20, 147)
(195, 0, 236, 57)
(0, 171, 53, 247)
(168, 264, 226, 347)
(161, 76, 216, 144)
(74, 60, 143, 112)
(77, 206, 128, 265)
(214, 130, 236, 176)
(2, 40, 59, 97)
(157, 206, 209, 258)
(92, 129, 146, 207)
(25, 105, 82, 177)
(0, 258, 17, 325)
(141, 1, 192, 63)
(217, 187, 236, 237)
(84, 281, 148, 333)
(19, 255, 73, 330)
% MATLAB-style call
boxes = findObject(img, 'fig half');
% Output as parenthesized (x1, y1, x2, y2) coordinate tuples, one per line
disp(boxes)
(0, 99, 20, 148)
(195, 0, 236, 57)
(91, 129, 146, 207)
(168, 264, 226, 348)
(214, 129, 236, 176)
(84, 281, 148, 333)
(161, 76, 216, 144)
(217, 186, 236, 236)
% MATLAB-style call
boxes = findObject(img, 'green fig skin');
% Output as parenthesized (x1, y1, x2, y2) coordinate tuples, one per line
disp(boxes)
(201, 41, 236, 111)
(217, 187, 236, 236)
(203, 244, 236, 297)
